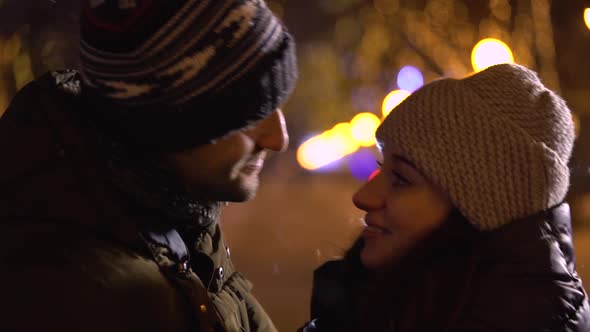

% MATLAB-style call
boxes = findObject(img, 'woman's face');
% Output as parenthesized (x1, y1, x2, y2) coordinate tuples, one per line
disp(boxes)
(353, 144, 453, 269)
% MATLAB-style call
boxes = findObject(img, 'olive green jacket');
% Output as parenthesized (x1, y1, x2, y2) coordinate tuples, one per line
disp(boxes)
(0, 72, 277, 332)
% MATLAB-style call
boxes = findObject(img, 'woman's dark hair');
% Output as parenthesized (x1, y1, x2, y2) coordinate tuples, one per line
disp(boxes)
(349, 208, 483, 331)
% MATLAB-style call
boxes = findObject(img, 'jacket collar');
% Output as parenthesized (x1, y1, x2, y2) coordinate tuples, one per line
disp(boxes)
(476, 203, 575, 272)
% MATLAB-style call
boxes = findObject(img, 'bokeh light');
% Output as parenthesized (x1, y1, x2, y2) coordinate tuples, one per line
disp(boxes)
(397, 66, 424, 92)
(349, 149, 379, 181)
(382, 89, 411, 118)
(330, 122, 360, 155)
(297, 134, 335, 170)
(297, 123, 359, 170)
(471, 38, 514, 72)
(350, 112, 381, 147)
(585, 8, 590, 30)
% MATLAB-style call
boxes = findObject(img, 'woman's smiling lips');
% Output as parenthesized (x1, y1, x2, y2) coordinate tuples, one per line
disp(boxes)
(362, 218, 392, 239)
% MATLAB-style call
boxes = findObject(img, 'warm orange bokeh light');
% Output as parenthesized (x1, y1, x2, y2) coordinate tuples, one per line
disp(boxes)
(350, 112, 381, 147)
(471, 38, 514, 72)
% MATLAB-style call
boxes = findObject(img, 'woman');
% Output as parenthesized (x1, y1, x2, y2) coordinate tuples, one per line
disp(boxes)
(301, 64, 590, 331)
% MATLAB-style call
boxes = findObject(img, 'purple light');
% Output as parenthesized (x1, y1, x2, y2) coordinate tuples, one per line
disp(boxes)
(397, 66, 424, 92)
(348, 148, 379, 181)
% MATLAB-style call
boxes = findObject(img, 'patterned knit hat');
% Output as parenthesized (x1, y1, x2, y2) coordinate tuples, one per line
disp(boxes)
(376, 64, 575, 230)
(79, 0, 297, 152)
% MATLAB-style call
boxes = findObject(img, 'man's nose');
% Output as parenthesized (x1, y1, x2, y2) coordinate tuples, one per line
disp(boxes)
(253, 109, 289, 152)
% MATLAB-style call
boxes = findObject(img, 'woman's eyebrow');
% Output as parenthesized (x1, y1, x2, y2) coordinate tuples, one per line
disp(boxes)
(391, 155, 416, 169)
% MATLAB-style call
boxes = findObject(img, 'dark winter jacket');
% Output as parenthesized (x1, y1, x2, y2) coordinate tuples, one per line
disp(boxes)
(0, 72, 276, 332)
(302, 204, 590, 332)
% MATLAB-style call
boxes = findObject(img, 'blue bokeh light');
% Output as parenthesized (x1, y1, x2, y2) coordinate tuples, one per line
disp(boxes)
(349, 148, 379, 181)
(397, 66, 424, 92)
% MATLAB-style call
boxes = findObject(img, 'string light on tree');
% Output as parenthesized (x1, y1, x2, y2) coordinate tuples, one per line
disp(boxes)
(471, 38, 514, 72)
(585, 8, 590, 30)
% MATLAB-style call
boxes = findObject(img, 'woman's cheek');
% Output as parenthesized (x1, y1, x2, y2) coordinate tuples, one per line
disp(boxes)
(385, 190, 450, 232)
(384, 195, 424, 230)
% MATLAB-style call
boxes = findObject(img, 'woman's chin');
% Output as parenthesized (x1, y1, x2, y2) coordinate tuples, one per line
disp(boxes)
(360, 255, 382, 269)
(360, 238, 408, 270)
(360, 245, 392, 269)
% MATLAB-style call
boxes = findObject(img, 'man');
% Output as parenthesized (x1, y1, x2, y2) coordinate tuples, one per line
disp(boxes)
(0, 1, 297, 331)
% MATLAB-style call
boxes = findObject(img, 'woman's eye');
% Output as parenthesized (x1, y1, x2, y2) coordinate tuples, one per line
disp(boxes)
(375, 160, 410, 186)
(392, 172, 410, 186)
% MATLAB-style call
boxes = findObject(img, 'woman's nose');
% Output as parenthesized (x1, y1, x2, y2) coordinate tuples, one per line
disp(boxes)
(352, 170, 385, 211)
(252, 109, 289, 152)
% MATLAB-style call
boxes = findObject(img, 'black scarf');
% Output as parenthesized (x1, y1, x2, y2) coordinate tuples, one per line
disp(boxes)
(94, 131, 220, 231)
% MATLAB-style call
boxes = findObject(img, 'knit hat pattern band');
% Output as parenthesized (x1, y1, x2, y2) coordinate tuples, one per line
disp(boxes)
(80, 0, 297, 151)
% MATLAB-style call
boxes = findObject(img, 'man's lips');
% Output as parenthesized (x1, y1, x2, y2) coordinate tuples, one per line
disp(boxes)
(242, 158, 265, 172)
(245, 159, 264, 168)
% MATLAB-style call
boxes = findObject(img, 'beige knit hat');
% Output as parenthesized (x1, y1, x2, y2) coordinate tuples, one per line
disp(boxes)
(376, 64, 575, 230)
